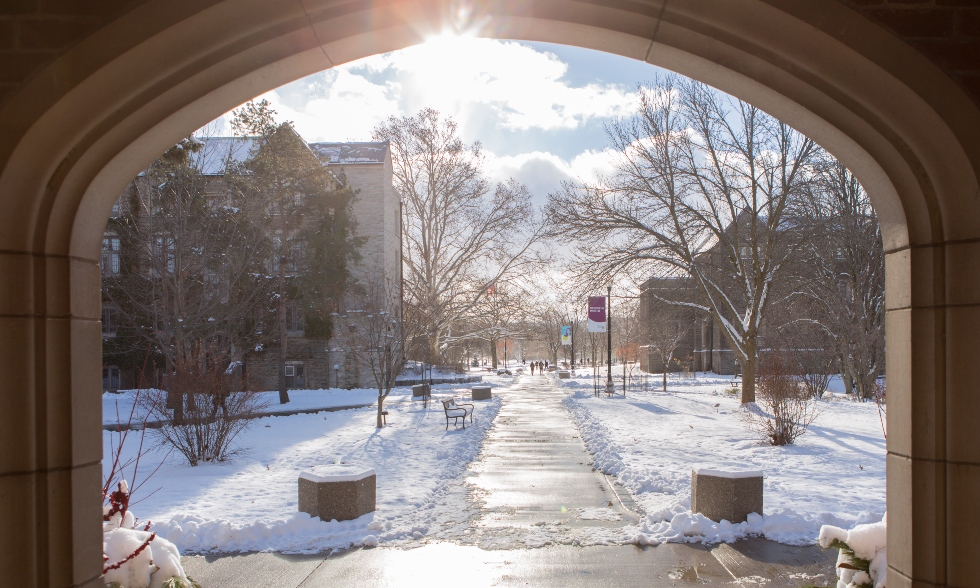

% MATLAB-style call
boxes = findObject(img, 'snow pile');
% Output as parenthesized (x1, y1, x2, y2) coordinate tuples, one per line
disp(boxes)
(103, 527, 189, 588)
(102, 482, 193, 588)
(819, 515, 887, 588)
(634, 504, 855, 546)
(110, 395, 502, 553)
(560, 372, 886, 547)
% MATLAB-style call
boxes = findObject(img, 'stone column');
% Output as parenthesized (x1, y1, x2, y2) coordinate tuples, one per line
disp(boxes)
(0, 251, 104, 586)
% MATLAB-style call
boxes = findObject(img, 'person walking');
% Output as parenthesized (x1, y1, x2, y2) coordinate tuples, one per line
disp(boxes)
(530, 362, 536, 375)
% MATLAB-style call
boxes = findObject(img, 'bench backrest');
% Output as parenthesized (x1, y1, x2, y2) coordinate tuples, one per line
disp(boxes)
(442, 399, 456, 411)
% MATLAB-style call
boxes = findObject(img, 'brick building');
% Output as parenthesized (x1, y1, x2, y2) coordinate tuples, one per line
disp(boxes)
(101, 137, 401, 391)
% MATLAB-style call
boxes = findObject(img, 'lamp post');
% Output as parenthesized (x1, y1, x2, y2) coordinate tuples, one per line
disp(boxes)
(606, 285, 614, 394)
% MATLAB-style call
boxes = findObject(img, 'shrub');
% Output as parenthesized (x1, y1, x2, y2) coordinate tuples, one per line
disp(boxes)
(144, 345, 269, 465)
(740, 354, 822, 446)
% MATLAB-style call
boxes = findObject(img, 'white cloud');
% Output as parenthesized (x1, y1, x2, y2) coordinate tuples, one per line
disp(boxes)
(365, 36, 638, 132)
(214, 37, 639, 141)
(484, 148, 619, 201)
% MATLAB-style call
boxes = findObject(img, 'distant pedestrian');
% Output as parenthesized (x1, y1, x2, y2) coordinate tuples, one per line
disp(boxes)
(530, 362, 536, 375)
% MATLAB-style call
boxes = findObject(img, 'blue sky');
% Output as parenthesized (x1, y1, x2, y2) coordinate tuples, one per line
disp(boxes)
(213, 36, 668, 205)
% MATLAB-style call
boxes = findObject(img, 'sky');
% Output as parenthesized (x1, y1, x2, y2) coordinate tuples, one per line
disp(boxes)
(211, 35, 669, 206)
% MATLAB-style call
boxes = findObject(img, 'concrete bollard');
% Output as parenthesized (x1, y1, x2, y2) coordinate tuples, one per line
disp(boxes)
(299, 465, 376, 522)
(691, 468, 763, 524)
(471, 386, 492, 400)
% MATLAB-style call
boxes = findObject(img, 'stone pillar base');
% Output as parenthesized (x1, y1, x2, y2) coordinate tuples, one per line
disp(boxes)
(472, 386, 492, 400)
(691, 468, 763, 524)
(299, 466, 376, 522)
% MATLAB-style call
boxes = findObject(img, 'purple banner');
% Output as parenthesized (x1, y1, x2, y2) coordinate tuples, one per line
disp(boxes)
(587, 296, 607, 332)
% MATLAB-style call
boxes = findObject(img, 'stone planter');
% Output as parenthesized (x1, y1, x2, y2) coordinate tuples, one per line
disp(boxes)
(691, 468, 763, 524)
(298, 465, 376, 522)
(557, 370, 571, 379)
(471, 386, 492, 400)
(412, 383, 430, 397)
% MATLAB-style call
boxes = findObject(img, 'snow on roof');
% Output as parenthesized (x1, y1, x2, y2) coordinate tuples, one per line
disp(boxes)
(191, 137, 256, 176)
(309, 142, 389, 165)
(182, 138, 388, 176)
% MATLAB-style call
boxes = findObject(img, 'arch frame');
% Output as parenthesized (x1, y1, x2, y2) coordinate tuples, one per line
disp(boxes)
(1, 1, 978, 585)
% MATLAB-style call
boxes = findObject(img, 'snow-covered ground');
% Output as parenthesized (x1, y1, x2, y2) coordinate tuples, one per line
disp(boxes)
(558, 370, 886, 546)
(105, 368, 886, 554)
(102, 378, 483, 427)
(104, 383, 500, 554)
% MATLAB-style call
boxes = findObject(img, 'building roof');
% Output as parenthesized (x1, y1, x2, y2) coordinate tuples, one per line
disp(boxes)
(309, 142, 389, 165)
(191, 136, 257, 176)
(184, 138, 388, 176)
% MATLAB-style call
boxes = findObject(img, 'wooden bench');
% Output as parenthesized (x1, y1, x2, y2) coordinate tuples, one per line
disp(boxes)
(441, 398, 474, 430)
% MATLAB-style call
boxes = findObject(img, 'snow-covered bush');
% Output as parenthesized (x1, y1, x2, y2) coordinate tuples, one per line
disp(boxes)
(819, 514, 887, 588)
(740, 354, 822, 445)
(103, 480, 199, 588)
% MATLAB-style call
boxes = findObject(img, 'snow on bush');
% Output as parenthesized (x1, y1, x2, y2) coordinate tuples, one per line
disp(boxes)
(819, 515, 887, 588)
(103, 481, 197, 588)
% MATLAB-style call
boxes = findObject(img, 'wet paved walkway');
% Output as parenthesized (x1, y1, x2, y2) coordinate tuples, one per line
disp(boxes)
(465, 375, 637, 543)
(182, 375, 836, 587)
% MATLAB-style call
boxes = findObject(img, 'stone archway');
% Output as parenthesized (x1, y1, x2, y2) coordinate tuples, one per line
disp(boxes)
(1, 1, 977, 586)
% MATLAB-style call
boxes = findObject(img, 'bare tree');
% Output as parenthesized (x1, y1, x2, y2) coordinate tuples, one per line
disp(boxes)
(740, 353, 822, 446)
(142, 343, 269, 465)
(338, 281, 411, 428)
(644, 298, 691, 391)
(548, 76, 819, 404)
(103, 134, 272, 418)
(796, 160, 884, 400)
(464, 281, 530, 369)
(373, 109, 546, 364)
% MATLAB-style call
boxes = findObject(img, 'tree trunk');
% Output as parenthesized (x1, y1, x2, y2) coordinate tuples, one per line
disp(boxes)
(377, 394, 385, 428)
(277, 262, 290, 404)
(490, 338, 498, 369)
(662, 362, 667, 392)
(741, 352, 757, 404)
(841, 364, 854, 395)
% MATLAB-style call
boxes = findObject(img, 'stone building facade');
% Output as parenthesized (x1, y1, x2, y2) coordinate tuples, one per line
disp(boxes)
(638, 276, 747, 376)
(101, 138, 401, 391)
(242, 142, 402, 390)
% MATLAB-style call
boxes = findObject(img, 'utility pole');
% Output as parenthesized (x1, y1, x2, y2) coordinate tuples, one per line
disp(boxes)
(606, 285, 614, 393)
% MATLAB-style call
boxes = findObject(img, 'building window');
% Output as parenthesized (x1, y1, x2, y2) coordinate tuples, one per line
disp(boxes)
(102, 235, 121, 274)
(102, 305, 118, 337)
(285, 304, 304, 336)
(285, 362, 305, 388)
(287, 239, 303, 273)
(103, 365, 120, 391)
(154, 235, 175, 273)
